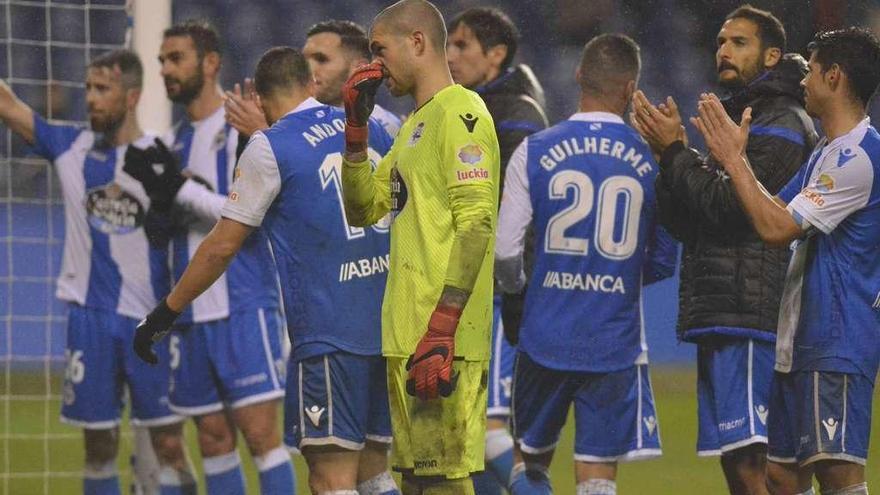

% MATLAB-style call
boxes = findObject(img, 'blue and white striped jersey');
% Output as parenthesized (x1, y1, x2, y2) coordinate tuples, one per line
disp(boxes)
(777, 117, 880, 379)
(31, 114, 168, 319)
(495, 112, 677, 372)
(165, 106, 279, 324)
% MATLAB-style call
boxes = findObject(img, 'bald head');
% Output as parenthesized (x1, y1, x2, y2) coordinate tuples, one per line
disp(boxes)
(373, 0, 446, 52)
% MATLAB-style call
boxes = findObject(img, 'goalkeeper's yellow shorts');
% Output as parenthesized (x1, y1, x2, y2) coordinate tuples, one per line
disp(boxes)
(387, 357, 489, 479)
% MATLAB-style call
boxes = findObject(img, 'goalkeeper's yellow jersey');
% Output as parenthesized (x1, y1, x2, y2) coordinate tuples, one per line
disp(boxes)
(343, 84, 500, 360)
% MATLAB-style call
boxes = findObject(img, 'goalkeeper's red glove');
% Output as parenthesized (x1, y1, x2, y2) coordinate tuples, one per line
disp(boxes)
(406, 305, 462, 401)
(342, 62, 384, 153)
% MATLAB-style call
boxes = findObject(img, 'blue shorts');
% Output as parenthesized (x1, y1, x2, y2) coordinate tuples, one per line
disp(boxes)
(512, 351, 661, 462)
(284, 351, 392, 451)
(169, 307, 286, 415)
(488, 296, 515, 417)
(61, 304, 181, 428)
(696, 338, 774, 456)
(768, 370, 873, 466)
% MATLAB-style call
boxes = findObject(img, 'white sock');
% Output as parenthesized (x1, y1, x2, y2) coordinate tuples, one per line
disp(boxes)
(357, 471, 399, 494)
(202, 451, 241, 475)
(253, 446, 290, 472)
(485, 429, 514, 459)
(797, 489, 816, 495)
(158, 465, 197, 486)
(320, 491, 359, 495)
(577, 479, 617, 495)
(84, 460, 118, 480)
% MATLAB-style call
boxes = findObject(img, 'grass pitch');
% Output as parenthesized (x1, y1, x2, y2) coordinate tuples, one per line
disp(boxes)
(1, 367, 877, 494)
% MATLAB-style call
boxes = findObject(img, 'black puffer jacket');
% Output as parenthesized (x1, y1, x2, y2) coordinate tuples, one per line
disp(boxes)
(478, 64, 549, 343)
(657, 54, 818, 343)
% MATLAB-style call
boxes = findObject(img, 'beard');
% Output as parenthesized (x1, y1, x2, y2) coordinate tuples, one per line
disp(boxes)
(165, 67, 204, 104)
(717, 59, 763, 89)
(89, 108, 126, 134)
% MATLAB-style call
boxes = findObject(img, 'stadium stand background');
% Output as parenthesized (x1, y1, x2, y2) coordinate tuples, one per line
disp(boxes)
(4, 0, 880, 367)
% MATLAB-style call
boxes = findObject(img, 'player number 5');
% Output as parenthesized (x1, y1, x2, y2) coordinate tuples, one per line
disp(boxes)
(169, 335, 181, 370)
(545, 171, 643, 260)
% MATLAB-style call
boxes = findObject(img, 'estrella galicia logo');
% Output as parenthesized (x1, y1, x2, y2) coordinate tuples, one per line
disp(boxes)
(390, 165, 408, 220)
(85, 183, 145, 234)
(459, 113, 478, 133)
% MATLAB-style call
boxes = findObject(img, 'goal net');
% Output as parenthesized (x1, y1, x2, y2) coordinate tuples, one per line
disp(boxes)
(0, 1, 132, 493)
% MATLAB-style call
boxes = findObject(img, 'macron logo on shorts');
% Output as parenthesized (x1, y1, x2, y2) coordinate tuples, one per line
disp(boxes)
(643, 415, 657, 436)
(306, 405, 325, 427)
(755, 405, 768, 425)
(822, 417, 839, 441)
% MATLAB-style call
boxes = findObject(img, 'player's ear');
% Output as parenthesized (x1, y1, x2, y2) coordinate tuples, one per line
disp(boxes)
(487, 44, 508, 70)
(763, 47, 782, 69)
(126, 87, 142, 110)
(410, 30, 423, 57)
(203, 51, 221, 79)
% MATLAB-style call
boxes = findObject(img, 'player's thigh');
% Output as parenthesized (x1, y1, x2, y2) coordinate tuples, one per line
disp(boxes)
(697, 339, 773, 456)
(511, 351, 574, 455)
(302, 445, 361, 491)
(61, 304, 124, 429)
(358, 440, 392, 483)
(387, 356, 488, 479)
(572, 364, 661, 463)
(83, 427, 121, 464)
(193, 410, 238, 456)
(487, 296, 515, 420)
(286, 352, 385, 452)
(212, 307, 286, 409)
(232, 398, 282, 455)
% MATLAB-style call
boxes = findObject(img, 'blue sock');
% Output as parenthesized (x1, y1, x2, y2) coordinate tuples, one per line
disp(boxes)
(485, 429, 515, 488)
(204, 451, 246, 495)
(159, 465, 197, 495)
(254, 447, 295, 495)
(83, 477, 121, 495)
(509, 463, 552, 495)
(83, 462, 120, 495)
(472, 471, 503, 495)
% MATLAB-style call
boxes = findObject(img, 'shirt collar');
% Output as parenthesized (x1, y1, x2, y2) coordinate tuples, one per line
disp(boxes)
(824, 117, 871, 150)
(286, 97, 323, 117)
(568, 111, 625, 125)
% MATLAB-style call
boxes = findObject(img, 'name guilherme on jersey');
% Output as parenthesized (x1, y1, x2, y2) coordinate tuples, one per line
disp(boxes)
(390, 164, 408, 220)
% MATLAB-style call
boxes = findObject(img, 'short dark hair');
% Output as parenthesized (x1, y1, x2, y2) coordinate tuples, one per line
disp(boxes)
(578, 34, 641, 97)
(448, 7, 519, 70)
(164, 20, 221, 59)
(307, 20, 371, 60)
(725, 4, 786, 52)
(808, 27, 880, 108)
(254, 46, 312, 98)
(89, 49, 143, 89)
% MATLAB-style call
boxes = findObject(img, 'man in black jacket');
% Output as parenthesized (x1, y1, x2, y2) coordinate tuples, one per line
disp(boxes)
(632, 5, 817, 495)
(447, 7, 548, 495)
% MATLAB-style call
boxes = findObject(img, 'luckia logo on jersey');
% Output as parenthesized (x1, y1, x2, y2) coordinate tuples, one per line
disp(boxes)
(85, 183, 145, 234)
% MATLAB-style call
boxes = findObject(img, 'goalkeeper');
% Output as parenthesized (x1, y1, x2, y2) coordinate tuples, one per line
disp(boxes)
(340, 1, 499, 493)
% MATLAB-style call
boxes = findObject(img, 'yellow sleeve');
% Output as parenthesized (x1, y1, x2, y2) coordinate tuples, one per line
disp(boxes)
(341, 146, 395, 227)
(441, 106, 499, 291)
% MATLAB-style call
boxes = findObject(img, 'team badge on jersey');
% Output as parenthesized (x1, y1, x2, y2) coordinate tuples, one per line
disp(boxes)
(85, 183, 145, 234)
(409, 122, 425, 146)
(390, 165, 408, 220)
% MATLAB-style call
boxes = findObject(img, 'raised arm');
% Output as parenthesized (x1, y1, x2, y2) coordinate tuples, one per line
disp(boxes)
(0, 80, 35, 144)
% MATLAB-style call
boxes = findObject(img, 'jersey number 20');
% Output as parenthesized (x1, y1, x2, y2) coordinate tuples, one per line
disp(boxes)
(545, 170, 643, 260)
